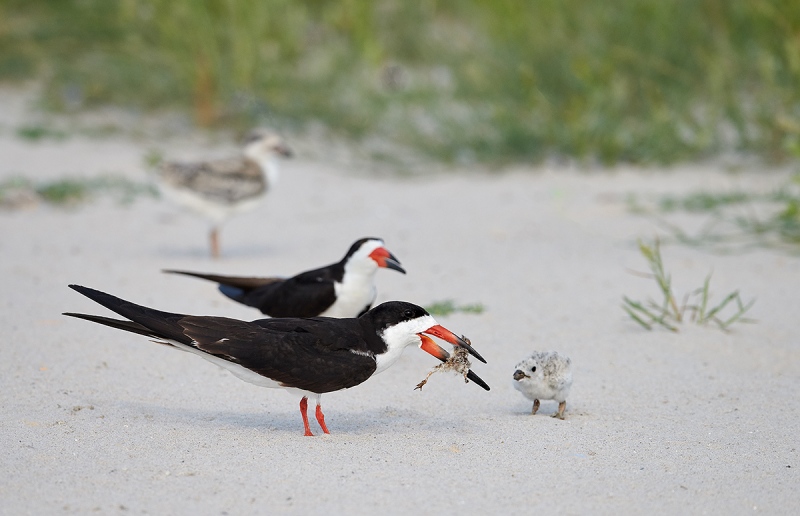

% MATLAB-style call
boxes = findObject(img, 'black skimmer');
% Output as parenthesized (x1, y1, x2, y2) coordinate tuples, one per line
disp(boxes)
(64, 285, 488, 436)
(157, 128, 292, 259)
(164, 238, 406, 318)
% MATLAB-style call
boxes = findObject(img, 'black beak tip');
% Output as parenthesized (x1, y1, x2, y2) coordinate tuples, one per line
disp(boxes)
(467, 369, 490, 391)
(466, 345, 487, 364)
(385, 259, 406, 274)
(453, 335, 487, 364)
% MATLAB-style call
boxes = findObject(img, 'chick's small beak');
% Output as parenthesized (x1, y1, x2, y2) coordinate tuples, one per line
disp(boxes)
(368, 247, 406, 274)
(513, 369, 529, 381)
(423, 325, 487, 364)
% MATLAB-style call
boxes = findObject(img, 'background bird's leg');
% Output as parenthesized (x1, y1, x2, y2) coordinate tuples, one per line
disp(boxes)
(531, 399, 540, 415)
(552, 401, 567, 420)
(314, 396, 330, 435)
(299, 397, 314, 436)
(210, 226, 220, 259)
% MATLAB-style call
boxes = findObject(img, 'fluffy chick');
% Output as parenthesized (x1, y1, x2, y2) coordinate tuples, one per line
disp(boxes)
(512, 351, 573, 419)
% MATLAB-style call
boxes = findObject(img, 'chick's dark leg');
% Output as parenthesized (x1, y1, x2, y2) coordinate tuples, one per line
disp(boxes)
(531, 399, 540, 415)
(551, 401, 567, 420)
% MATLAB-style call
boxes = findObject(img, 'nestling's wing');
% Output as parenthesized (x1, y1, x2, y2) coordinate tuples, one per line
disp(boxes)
(544, 356, 573, 392)
(159, 157, 266, 203)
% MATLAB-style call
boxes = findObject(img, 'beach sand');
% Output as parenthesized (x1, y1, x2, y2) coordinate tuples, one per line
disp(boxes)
(1, 93, 798, 514)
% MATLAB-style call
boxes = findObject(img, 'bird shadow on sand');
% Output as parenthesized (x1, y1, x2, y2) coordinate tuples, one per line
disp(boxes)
(510, 400, 591, 420)
(330, 406, 484, 435)
(115, 400, 308, 433)
(114, 400, 482, 436)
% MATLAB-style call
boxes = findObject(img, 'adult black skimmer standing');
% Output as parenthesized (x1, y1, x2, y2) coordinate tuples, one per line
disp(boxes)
(164, 238, 406, 318)
(157, 128, 292, 259)
(64, 285, 488, 436)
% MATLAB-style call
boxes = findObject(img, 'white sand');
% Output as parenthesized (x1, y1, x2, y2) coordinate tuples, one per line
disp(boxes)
(1, 92, 798, 514)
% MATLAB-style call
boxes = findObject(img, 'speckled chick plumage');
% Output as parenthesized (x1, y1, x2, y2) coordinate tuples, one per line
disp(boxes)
(512, 351, 573, 419)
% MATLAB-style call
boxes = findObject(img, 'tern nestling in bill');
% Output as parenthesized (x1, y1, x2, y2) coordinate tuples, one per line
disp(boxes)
(164, 237, 405, 318)
(64, 285, 489, 436)
(512, 351, 573, 419)
(157, 128, 292, 258)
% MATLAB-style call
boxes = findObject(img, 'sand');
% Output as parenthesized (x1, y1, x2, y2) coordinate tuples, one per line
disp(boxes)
(1, 91, 798, 514)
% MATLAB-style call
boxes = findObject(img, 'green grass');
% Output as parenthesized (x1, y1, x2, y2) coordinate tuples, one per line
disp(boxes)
(16, 124, 68, 141)
(622, 238, 755, 332)
(628, 175, 800, 252)
(658, 192, 752, 213)
(425, 300, 485, 317)
(0, 175, 159, 208)
(2, 1, 800, 164)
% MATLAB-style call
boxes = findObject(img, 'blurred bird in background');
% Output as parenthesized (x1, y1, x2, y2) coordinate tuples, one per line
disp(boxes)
(157, 129, 292, 258)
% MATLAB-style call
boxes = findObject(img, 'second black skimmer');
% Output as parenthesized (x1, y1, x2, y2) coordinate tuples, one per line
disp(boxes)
(164, 238, 406, 318)
(64, 285, 488, 436)
(157, 128, 293, 259)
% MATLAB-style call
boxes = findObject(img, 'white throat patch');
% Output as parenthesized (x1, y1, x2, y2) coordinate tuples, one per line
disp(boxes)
(374, 314, 438, 374)
(324, 239, 384, 318)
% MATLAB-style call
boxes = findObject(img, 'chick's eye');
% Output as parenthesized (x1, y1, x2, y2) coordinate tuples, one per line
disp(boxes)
(403, 310, 413, 318)
(531, 366, 537, 372)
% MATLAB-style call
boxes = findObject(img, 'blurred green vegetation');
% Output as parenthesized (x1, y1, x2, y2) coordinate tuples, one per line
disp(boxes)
(425, 299, 485, 316)
(0, 175, 158, 207)
(627, 174, 800, 251)
(2, 0, 800, 164)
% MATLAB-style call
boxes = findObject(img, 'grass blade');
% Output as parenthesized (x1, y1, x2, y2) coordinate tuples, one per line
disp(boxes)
(623, 237, 754, 333)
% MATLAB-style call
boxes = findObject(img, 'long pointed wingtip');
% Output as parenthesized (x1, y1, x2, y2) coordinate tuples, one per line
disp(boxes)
(68, 284, 111, 299)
